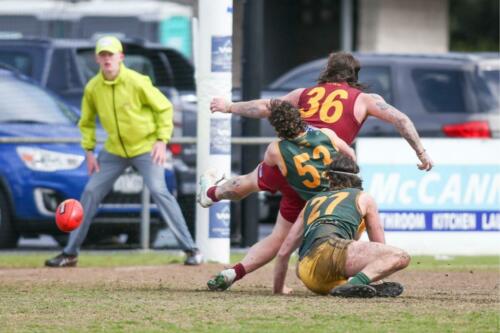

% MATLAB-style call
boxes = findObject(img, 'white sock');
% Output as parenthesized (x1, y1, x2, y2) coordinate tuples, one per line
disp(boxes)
(221, 269, 236, 283)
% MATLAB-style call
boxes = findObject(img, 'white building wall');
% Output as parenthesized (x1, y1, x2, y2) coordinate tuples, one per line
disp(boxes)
(358, 0, 449, 53)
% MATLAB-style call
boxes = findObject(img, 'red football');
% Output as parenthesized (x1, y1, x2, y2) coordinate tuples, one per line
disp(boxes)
(55, 199, 84, 233)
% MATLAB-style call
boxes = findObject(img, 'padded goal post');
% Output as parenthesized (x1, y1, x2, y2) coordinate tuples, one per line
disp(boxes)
(194, 0, 233, 264)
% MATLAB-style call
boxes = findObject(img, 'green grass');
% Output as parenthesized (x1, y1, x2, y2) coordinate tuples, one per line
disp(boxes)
(0, 251, 497, 270)
(0, 251, 247, 268)
(0, 284, 497, 333)
(408, 255, 499, 270)
(1, 252, 498, 332)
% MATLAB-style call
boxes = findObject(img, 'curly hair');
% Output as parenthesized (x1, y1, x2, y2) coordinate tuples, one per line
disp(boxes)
(317, 52, 365, 90)
(268, 99, 307, 139)
(327, 153, 363, 190)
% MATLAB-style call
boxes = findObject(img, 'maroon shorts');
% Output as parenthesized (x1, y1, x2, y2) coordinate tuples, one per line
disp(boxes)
(257, 162, 305, 223)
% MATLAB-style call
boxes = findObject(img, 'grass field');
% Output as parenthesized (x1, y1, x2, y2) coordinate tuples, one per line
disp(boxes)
(0, 252, 499, 333)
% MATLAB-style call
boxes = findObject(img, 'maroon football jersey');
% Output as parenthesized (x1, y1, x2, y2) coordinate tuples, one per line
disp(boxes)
(298, 82, 363, 145)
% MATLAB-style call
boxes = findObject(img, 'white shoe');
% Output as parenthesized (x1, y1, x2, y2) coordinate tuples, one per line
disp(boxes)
(197, 168, 220, 208)
(207, 269, 236, 291)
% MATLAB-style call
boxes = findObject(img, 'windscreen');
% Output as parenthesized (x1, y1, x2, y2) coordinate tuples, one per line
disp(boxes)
(0, 75, 77, 124)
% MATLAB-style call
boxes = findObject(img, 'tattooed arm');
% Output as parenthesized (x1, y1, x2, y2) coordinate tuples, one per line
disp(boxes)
(209, 88, 304, 118)
(364, 93, 434, 171)
(209, 97, 270, 118)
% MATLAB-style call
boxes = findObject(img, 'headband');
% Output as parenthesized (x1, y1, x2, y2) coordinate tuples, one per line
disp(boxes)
(329, 170, 360, 178)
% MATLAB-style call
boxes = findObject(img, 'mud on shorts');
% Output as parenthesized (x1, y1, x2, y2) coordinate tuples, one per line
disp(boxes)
(297, 236, 353, 295)
(257, 162, 305, 223)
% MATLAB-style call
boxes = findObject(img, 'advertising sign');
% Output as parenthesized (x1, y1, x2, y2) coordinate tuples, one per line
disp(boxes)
(209, 203, 231, 238)
(357, 138, 499, 255)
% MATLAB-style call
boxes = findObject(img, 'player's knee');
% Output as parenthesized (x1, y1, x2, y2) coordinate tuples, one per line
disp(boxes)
(393, 250, 411, 270)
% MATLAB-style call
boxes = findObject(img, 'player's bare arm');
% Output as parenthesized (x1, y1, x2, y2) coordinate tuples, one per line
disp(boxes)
(211, 98, 271, 118)
(209, 88, 304, 118)
(358, 192, 385, 244)
(364, 94, 434, 171)
(320, 128, 356, 161)
(263, 141, 283, 169)
(273, 210, 305, 294)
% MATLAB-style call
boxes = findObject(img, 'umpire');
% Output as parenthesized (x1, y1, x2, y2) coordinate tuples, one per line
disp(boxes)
(45, 36, 202, 267)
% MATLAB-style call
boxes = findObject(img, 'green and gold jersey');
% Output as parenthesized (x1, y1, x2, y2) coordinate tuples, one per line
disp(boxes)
(278, 129, 339, 201)
(298, 188, 365, 258)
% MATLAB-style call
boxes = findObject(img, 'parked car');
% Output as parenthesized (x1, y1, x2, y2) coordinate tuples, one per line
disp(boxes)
(0, 37, 197, 223)
(0, 67, 176, 248)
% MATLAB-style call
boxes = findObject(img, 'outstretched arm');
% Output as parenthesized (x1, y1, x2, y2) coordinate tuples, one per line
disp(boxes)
(210, 88, 304, 118)
(273, 210, 305, 294)
(210, 97, 271, 118)
(364, 94, 433, 171)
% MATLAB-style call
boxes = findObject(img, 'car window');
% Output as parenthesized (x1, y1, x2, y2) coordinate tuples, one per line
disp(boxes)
(475, 69, 499, 112)
(482, 70, 499, 93)
(271, 69, 319, 91)
(0, 51, 32, 76)
(412, 69, 467, 113)
(161, 49, 195, 91)
(358, 66, 393, 104)
(0, 76, 77, 124)
(76, 51, 156, 84)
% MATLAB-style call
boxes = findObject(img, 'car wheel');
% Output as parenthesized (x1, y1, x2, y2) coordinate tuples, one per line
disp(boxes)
(0, 190, 19, 248)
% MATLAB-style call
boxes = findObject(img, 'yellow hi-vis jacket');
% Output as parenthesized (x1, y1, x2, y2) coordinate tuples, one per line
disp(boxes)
(79, 64, 173, 158)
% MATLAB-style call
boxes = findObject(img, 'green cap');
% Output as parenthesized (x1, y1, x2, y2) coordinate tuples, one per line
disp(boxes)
(95, 36, 123, 55)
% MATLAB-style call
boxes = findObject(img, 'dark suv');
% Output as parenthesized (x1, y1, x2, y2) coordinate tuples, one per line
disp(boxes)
(0, 37, 198, 225)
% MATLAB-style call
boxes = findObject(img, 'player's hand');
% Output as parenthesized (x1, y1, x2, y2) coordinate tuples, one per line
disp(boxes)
(210, 97, 232, 113)
(273, 285, 293, 295)
(282, 286, 294, 295)
(416, 150, 433, 171)
(151, 141, 167, 165)
(85, 151, 100, 175)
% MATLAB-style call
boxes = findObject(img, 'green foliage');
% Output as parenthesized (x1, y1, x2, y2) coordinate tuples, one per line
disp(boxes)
(449, 0, 499, 51)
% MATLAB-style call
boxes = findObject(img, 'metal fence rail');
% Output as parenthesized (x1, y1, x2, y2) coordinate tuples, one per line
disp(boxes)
(0, 136, 276, 144)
